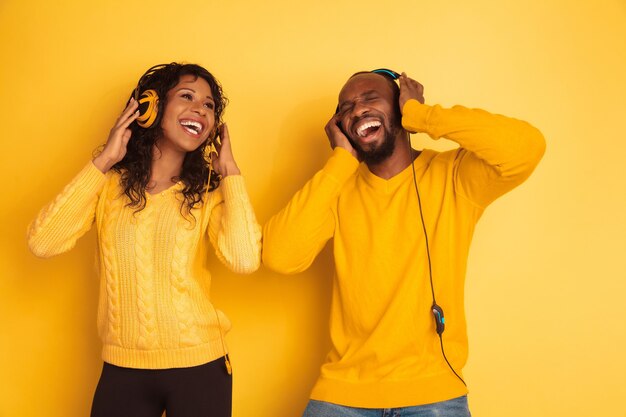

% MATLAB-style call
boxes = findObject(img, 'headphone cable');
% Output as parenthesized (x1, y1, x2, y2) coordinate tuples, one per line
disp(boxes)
(408, 137, 466, 387)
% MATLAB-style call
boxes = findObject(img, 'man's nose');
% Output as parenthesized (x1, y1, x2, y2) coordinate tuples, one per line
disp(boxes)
(351, 100, 370, 117)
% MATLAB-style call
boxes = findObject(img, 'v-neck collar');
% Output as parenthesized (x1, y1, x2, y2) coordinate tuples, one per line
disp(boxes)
(357, 150, 433, 193)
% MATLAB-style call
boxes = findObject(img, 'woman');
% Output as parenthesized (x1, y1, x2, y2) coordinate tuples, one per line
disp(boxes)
(27, 63, 261, 417)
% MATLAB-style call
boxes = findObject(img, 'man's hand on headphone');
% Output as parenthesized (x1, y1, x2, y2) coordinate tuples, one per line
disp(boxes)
(398, 73, 425, 113)
(93, 98, 140, 173)
(325, 113, 359, 160)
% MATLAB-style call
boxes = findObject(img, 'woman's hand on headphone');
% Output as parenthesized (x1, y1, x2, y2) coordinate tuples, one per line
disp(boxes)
(211, 123, 240, 177)
(398, 73, 425, 112)
(93, 98, 140, 173)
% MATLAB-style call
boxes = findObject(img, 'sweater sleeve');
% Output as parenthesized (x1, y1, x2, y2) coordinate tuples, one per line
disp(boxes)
(27, 161, 106, 258)
(207, 175, 262, 274)
(262, 147, 360, 274)
(402, 99, 546, 207)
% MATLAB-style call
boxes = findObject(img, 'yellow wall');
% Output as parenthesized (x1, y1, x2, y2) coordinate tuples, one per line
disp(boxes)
(1, 1, 625, 416)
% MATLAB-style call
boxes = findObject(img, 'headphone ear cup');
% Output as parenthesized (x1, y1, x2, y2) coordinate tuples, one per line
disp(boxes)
(136, 89, 160, 128)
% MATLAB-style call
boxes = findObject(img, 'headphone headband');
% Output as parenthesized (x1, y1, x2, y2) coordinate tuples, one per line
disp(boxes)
(371, 68, 400, 80)
(132, 63, 174, 129)
(133, 63, 171, 101)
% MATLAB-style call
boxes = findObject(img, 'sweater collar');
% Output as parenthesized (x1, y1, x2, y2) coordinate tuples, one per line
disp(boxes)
(357, 149, 434, 192)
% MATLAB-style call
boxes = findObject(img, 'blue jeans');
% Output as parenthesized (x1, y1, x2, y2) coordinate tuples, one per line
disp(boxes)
(302, 395, 471, 417)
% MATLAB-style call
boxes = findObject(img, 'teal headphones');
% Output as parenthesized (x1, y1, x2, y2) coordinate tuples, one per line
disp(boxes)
(371, 68, 400, 80)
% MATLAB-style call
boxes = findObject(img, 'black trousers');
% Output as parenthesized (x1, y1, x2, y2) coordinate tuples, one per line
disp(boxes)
(90, 357, 232, 417)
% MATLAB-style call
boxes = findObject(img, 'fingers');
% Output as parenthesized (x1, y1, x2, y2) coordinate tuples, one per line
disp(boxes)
(218, 123, 229, 143)
(213, 123, 229, 153)
(210, 122, 240, 176)
(399, 72, 407, 88)
(325, 113, 358, 159)
(399, 72, 422, 92)
(324, 114, 337, 136)
(324, 114, 344, 143)
(398, 72, 425, 106)
(115, 98, 140, 129)
(212, 122, 236, 164)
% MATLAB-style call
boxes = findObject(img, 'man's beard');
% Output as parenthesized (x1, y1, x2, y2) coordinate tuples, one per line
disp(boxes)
(353, 124, 400, 165)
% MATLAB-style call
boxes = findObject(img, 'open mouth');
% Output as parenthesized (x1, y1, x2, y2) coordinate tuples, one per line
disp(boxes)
(179, 119, 204, 136)
(354, 120, 382, 140)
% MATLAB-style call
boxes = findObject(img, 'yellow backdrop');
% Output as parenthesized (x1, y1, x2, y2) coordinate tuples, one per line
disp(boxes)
(1, 0, 625, 416)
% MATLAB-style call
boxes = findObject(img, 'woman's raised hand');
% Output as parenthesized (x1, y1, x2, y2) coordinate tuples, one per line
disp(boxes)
(211, 123, 241, 177)
(93, 98, 140, 173)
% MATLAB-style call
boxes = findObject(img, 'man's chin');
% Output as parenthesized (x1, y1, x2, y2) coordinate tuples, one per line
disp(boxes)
(354, 141, 378, 154)
(356, 144, 395, 165)
(352, 126, 398, 165)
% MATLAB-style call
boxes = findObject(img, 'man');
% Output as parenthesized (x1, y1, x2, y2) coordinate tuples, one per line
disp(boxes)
(262, 69, 545, 416)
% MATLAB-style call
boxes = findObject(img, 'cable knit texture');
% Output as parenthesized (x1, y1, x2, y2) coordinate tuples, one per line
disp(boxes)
(28, 163, 261, 369)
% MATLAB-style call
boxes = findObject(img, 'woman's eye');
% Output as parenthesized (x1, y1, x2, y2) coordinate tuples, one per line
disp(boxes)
(204, 102, 215, 110)
(181, 93, 193, 100)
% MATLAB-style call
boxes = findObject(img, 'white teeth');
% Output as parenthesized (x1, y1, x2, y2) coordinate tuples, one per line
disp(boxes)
(180, 120, 203, 134)
(356, 120, 381, 137)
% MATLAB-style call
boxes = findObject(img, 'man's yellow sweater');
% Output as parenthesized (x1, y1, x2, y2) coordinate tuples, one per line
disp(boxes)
(263, 100, 545, 407)
(28, 163, 261, 369)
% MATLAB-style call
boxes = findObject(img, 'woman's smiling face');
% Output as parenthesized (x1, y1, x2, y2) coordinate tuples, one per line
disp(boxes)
(158, 74, 216, 154)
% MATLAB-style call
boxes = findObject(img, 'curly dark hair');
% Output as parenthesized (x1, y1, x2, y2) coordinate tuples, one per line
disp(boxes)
(110, 62, 228, 213)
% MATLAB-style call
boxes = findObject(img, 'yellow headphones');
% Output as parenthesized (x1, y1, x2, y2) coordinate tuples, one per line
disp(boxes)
(132, 64, 170, 128)
(135, 89, 159, 128)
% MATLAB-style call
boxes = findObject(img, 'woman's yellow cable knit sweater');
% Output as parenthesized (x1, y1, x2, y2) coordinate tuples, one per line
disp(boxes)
(28, 162, 262, 369)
